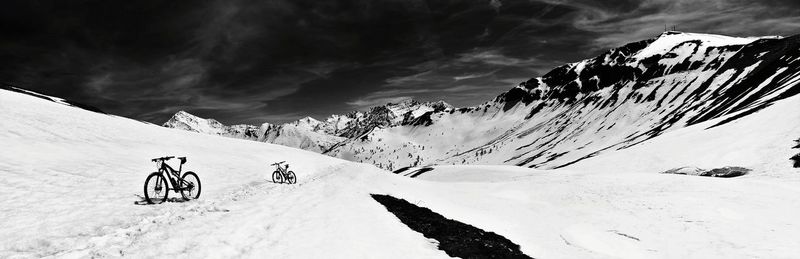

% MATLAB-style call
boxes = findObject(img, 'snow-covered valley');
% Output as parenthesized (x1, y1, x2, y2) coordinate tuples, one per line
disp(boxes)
(2, 48, 800, 259)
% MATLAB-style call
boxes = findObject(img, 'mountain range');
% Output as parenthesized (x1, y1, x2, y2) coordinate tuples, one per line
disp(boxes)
(164, 99, 452, 153)
(165, 31, 800, 171)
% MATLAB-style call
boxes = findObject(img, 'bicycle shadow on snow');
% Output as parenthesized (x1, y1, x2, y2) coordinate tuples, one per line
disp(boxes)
(133, 194, 193, 205)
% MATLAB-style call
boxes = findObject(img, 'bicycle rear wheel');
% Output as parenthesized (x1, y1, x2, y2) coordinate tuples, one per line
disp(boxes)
(180, 172, 201, 200)
(286, 171, 297, 184)
(144, 172, 168, 204)
(272, 171, 283, 183)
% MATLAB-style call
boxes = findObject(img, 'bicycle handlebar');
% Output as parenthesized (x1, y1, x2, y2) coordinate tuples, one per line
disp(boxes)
(271, 161, 286, 166)
(151, 156, 175, 162)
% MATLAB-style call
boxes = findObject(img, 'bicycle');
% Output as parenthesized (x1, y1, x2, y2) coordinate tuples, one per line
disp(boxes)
(271, 161, 296, 184)
(143, 156, 202, 204)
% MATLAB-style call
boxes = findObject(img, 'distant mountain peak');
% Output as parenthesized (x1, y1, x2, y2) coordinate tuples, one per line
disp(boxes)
(168, 110, 203, 124)
(172, 110, 197, 118)
(163, 110, 230, 135)
(298, 116, 319, 122)
(386, 98, 418, 106)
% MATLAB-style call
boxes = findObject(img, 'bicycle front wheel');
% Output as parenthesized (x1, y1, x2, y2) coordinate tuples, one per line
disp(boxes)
(180, 171, 201, 200)
(144, 172, 168, 204)
(272, 171, 283, 183)
(286, 171, 297, 184)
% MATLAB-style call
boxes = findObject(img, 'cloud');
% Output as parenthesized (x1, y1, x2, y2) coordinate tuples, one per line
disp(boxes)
(346, 96, 415, 108)
(454, 70, 498, 81)
(457, 50, 540, 66)
(558, 0, 800, 50)
(3, 0, 799, 124)
(489, 0, 503, 12)
(385, 71, 436, 86)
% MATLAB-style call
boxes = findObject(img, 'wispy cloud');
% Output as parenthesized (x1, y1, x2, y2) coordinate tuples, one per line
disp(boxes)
(385, 71, 435, 86)
(457, 50, 540, 67)
(346, 96, 414, 109)
(454, 70, 498, 81)
(559, 0, 800, 50)
(4, 0, 799, 124)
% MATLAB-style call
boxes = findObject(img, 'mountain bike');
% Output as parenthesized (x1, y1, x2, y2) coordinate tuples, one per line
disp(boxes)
(271, 161, 296, 184)
(143, 156, 202, 204)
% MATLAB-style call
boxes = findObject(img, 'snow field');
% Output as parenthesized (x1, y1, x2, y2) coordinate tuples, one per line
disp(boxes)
(0, 90, 447, 258)
(3, 87, 800, 258)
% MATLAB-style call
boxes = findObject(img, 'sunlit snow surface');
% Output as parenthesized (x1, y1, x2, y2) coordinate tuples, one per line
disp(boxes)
(630, 32, 770, 61)
(2, 89, 800, 258)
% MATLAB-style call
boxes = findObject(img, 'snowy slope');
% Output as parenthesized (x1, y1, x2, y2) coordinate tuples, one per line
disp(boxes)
(567, 91, 800, 175)
(399, 93, 800, 258)
(1, 84, 107, 114)
(0, 89, 448, 258)
(3, 87, 800, 258)
(326, 31, 800, 170)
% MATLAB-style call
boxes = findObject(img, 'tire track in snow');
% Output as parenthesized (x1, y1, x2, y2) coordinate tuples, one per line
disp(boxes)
(50, 163, 348, 258)
(48, 181, 282, 257)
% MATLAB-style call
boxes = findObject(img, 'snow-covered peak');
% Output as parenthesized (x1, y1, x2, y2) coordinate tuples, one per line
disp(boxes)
(497, 31, 790, 112)
(163, 110, 227, 134)
(169, 110, 202, 123)
(382, 99, 453, 119)
(163, 111, 264, 140)
(162, 111, 345, 152)
(298, 116, 320, 123)
(292, 116, 322, 128)
(632, 31, 772, 61)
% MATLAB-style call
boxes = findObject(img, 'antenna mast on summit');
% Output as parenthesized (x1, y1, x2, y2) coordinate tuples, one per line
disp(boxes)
(664, 24, 678, 32)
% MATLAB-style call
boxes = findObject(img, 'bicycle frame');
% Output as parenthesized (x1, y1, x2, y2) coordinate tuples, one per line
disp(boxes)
(274, 164, 289, 177)
(156, 160, 190, 191)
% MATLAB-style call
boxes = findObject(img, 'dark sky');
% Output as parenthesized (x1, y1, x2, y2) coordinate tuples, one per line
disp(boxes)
(2, 0, 799, 124)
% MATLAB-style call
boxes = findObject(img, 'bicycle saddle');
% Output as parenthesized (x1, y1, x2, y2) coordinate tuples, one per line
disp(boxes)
(178, 157, 187, 164)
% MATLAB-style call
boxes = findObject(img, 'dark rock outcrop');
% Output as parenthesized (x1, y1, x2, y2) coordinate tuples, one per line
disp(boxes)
(371, 194, 533, 259)
(792, 139, 800, 168)
(661, 166, 751, 178)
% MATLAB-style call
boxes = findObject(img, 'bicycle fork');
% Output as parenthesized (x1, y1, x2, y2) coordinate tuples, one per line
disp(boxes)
(155, 176, 165, 193)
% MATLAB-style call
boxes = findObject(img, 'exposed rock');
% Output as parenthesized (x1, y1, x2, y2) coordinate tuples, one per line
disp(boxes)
(371, 194, 533, 259)
(661, 166, 751, 178)
(792, 139, 800, 168)
(702, 167, 751, 178)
